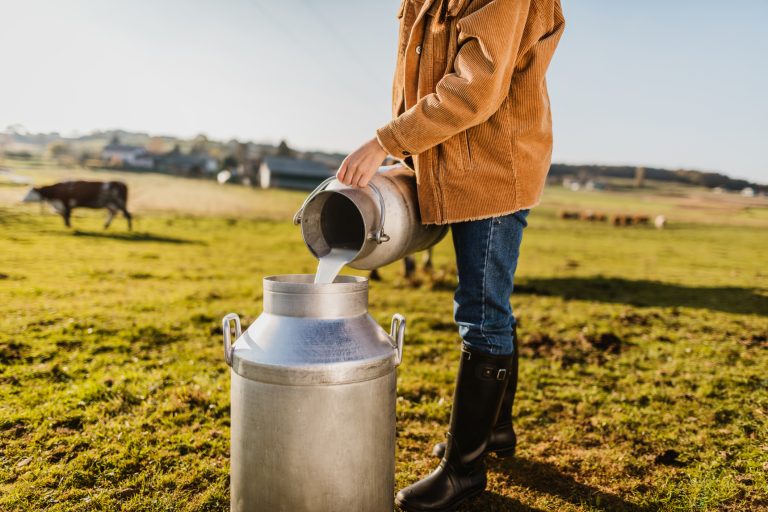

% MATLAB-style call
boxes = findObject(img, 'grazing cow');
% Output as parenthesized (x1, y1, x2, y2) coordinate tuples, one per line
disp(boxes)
(612, 214, 633, 226)
(580, 210, 608, 222)
(22, 180, 132, 230)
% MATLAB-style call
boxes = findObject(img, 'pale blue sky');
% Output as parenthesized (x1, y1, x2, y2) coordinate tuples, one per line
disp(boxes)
(1, 0, 766, 182)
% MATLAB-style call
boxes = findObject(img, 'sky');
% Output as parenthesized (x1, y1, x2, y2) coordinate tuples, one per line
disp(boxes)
(1, 0, 766, 182)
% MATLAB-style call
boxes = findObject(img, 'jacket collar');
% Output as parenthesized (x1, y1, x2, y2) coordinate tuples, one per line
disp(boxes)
(412, 0, 438, 27)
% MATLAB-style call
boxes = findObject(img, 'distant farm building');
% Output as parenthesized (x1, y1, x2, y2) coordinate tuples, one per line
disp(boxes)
(101, 142, 154, 169)
(102, 138, 218, 175)
(740, 187, 756, 198)
(155, 149, 218, 176)
(259, 157, 334, 190)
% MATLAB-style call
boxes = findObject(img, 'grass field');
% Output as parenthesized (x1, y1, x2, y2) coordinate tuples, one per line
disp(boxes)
(1, 165, 767, 511)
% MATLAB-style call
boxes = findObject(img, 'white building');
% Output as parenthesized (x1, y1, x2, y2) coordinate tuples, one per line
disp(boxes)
(101, 142, 154, 169)
(259, 157, 334, 190)
(740, 187, 756, 198)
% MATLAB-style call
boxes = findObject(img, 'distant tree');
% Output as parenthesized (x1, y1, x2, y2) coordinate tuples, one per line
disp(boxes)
(191, 134, 209, 154)
(277, 140, 296, 158)
(634, 166, 646, 188)
(78, 150, 98, 167)
(222, 156, 238, 170)
(235, 142, 248, 163)
(3, 150, 32, 160)
(48, 142, 72, 158)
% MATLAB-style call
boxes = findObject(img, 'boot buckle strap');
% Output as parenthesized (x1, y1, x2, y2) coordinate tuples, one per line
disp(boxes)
(478, 366, 508, 380)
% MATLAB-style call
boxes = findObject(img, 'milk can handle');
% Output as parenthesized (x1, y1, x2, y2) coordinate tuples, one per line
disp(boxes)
(222, 313, 241, 367)
(292, 177, 390, 245)
(292, 177, 335, 225)
(390, 313, 406, 366)
(367, 183, 391, 244)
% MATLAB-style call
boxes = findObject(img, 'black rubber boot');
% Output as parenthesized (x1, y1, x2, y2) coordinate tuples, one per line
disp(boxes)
(432, 334, 519, 459)
(395, 347, 513, 512)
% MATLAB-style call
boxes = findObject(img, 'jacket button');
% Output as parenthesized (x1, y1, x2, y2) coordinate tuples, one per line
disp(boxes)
(416, 45, 422, 55)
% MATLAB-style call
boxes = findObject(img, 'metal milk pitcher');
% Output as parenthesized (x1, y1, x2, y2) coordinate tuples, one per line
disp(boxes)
(293, 165, 448, 270)
(222, 275, 406, 512)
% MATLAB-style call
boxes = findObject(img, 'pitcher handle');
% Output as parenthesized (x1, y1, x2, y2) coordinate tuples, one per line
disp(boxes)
(390, 313, 406, 366)
(222, 313, 242, 367)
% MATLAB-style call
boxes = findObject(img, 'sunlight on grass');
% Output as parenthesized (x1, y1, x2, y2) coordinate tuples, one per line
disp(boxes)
(1, 172, 766, 511)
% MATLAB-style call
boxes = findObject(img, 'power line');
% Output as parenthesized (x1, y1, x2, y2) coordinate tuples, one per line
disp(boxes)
(250, 1, 308, 50)
(296, 0, 381, 81)
(249, 0, 383, 103)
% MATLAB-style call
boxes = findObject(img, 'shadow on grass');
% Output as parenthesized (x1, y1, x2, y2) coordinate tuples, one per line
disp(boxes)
(516, 277, 767, 316)
(70, 230, 205, 245)
(466, 457, 650, 512)
(458, 493, 546, 512)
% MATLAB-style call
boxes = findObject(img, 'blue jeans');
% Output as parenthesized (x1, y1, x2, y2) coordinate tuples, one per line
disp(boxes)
(451, 210, 529, 356)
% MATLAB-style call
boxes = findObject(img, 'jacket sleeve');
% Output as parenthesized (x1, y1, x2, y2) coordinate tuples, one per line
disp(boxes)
(377, 0, 532, 158)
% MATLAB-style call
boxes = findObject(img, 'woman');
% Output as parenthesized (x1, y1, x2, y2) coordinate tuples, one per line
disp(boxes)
(337, 0, 565, 510)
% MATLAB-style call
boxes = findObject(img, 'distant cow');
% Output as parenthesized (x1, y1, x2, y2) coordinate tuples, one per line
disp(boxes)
(580, 210, 608, 222)
(633, 215, 650, 225)
(612, 214, 633, 226)
(612, 214, 650, 227)
(23, 181, 132, 230)
(559, 211, 581, 220)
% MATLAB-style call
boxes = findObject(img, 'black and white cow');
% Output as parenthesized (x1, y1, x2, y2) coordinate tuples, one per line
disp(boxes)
(23, 180, 132, 230)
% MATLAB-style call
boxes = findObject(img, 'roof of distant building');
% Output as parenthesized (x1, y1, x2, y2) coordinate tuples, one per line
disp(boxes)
(156, 152, 214, 165)
(262, 157, 333, 178)
(103, 143, 145, 153)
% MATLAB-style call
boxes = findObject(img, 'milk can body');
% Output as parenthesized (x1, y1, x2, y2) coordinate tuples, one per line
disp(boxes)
(223, 275, 405, 512)
(294, 165, 448, 270)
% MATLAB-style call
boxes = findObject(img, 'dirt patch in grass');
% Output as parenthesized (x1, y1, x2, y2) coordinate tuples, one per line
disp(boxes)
(0, 341, 26, 364)
(520, 331, 628, 366)
(127, 325, 182, 349)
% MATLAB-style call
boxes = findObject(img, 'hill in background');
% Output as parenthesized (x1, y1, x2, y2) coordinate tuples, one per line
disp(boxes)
(1, 126, 765, 194)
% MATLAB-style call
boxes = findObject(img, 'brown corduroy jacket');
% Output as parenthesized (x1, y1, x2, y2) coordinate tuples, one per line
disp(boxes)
(376, 0, 565, 224)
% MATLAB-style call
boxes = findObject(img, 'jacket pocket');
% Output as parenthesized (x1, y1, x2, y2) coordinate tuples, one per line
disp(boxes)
(439, 131, 473, 173)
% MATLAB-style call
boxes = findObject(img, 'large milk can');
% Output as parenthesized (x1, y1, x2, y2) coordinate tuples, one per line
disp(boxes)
(222, 274, 406, 512)
(293, 165, 448, 270)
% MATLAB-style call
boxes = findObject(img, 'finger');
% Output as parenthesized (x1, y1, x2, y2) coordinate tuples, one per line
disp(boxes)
(360, 158, 381, 187)
(355, 164, 368, 188)
(336, 158, 350, 183)
(358, 170, 372, 188)
(355, 166, 370, 188)
(345, 163, 359, 187)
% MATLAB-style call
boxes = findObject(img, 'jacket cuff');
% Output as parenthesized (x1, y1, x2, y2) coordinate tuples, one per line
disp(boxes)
(376, 122, 413, 159)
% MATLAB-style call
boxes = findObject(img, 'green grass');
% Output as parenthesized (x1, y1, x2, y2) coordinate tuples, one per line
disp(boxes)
(1, 176, 767, 511)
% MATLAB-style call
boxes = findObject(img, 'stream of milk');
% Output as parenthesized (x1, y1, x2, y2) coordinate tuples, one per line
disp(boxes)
(314, 248, 357, 284)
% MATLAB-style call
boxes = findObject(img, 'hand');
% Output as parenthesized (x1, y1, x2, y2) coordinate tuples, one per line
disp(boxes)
(336, 137, 388, 188)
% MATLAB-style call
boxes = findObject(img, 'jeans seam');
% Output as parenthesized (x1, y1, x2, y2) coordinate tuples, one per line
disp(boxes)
(480, 218, 494, 353)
